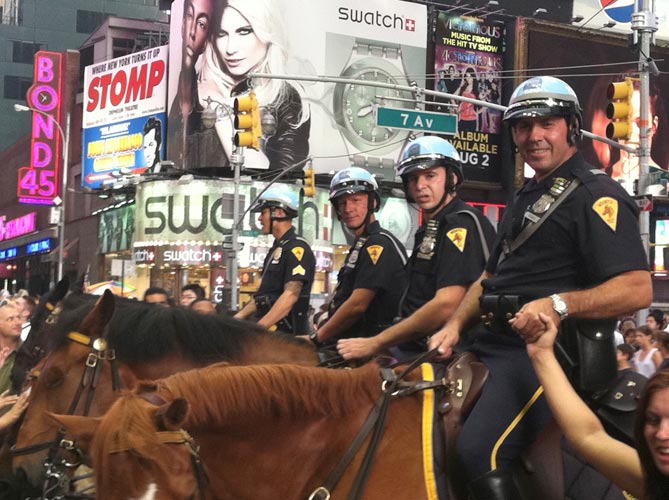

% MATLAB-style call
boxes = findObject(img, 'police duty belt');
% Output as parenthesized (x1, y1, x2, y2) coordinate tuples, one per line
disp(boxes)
(500, 176, 582, 263)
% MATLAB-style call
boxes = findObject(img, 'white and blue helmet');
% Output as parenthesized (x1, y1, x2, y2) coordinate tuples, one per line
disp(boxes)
(398, 136, 464, 189)
(503, 77, 582, 139)
(250, 184, 299, 218)
(329, 167, 380, 210)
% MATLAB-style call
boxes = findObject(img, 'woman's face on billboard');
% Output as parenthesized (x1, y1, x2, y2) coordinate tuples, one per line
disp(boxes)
(215, 7, 268, 82)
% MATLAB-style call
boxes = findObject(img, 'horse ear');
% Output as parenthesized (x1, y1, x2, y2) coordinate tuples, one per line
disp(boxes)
(155, 398, 189, 431)
(46, 413, 101, 452)
(71, 273, 85, 293)
(52, 277, 70, 302)
(78, 290, 115, 340)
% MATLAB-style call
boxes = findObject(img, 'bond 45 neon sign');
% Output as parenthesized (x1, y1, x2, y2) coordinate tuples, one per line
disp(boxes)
(17, 51, 64, 205)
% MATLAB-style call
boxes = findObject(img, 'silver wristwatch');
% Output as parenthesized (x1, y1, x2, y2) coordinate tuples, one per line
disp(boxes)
(550, 294, 569, 320)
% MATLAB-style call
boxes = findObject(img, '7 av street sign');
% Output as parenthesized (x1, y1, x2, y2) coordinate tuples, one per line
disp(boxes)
(376, 107, 458, 135)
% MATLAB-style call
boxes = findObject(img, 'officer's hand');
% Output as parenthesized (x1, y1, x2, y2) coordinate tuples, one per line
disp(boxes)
(337, 337, 381, 360)
(509, 298, 560, 343)
(521, 312, 559, 360)
(428, 324, 459, 360)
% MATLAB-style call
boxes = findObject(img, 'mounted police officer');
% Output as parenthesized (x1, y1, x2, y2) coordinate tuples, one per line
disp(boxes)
(337, 136, 495, 361)
(308, 167, 408, 346)
(429, 76, 652, 499)
(235, 185, 315, 334)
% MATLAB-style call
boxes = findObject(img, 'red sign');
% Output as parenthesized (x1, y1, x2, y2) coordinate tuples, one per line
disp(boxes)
(0, 212, 37, 242)
(18, 51, 64, 205)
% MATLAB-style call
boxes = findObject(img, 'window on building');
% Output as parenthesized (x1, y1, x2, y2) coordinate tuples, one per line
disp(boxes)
(3, 75, 32, 100)
(12, 40, 45, 64)
(76, 9, 107, 34)
(112, 38, 135, 59)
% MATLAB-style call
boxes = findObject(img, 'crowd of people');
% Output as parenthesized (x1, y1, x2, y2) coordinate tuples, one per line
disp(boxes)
(615, 309, 669, 378)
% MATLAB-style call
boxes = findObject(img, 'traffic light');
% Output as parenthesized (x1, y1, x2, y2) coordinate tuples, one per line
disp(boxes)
(233, 91, 262, 150)
(303, 166, 316, 197)
(605, 77, 634, 140)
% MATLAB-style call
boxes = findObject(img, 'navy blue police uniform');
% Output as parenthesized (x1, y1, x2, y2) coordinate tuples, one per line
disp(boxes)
(456, 152, 649, 479)
(327, 220, 408, 338)
(398, 197, 496, 354)
(255, 227, 316, 334)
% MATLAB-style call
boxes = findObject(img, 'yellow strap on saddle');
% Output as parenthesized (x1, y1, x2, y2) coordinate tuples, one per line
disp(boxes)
(421, 363, 439, 500)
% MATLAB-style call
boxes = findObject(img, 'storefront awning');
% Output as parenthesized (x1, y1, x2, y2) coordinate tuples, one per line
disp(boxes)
(0, 228, 57, 251)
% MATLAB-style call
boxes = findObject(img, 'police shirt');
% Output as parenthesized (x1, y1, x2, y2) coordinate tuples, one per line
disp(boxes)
(329, 220, 408, 337)
(402, 197, 496, 317)
(257, 226, 316, 305)
(484, 152, 648, 300)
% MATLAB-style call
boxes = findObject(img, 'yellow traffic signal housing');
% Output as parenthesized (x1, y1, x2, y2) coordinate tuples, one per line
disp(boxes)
(233, 91, 262, 150)
(303, 166, 316, 197)
(605, 78, 634, 140)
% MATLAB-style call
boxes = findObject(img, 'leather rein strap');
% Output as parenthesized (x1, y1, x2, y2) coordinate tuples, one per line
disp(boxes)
(309, 349, 444, 500)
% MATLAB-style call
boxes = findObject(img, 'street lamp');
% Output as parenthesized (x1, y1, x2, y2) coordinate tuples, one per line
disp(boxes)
(14, 103, 71, 283)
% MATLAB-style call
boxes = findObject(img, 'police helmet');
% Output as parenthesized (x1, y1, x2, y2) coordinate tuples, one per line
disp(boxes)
(503, 76, 583, 138)
(397, 136, 464, 189)
(250, 184, 299, 218)
(329, 167, 380, 211)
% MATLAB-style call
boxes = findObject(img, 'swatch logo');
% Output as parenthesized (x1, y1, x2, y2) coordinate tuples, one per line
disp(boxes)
(338, 7, 416, 31)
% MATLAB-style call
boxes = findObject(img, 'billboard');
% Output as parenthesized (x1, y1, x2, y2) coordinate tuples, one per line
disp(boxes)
(572, 0, 669, 41)
(434, 14, 505, 185)
(518, 20, 669, 193)
(166, 0, 427, 180)
(18, 51, 64, 205)
(82, 45, 168, 189)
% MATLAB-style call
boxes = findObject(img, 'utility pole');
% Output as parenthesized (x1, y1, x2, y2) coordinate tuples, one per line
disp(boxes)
(633, 0, 657, 322)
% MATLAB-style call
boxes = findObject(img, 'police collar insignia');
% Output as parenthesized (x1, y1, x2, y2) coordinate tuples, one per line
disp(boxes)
(417, 219, 439, 260)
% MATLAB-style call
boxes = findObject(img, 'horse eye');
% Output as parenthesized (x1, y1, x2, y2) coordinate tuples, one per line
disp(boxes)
(43, 367, 64, 389)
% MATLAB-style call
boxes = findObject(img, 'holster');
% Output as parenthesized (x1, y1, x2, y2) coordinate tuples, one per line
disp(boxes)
(594, 370, 647, 446)
(555, 318, 617, 396)
(254, 295, 273, 317)
(479, 294, 523, 336)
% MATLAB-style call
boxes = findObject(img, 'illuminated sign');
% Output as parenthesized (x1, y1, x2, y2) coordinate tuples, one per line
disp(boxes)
(18, 51, 64, 205)
(0, 248, 18, 261)
(0, 212, 37, 242)
(26, 238, 53, 255)
(82, 46, 168, 189)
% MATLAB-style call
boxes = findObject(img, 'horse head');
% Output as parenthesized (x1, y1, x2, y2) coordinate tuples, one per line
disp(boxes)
(12, 290, 134, 490)
(49, 389, 205, 500)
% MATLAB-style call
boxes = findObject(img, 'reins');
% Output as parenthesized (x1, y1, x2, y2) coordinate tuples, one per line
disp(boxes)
(308, 349, 448, 500)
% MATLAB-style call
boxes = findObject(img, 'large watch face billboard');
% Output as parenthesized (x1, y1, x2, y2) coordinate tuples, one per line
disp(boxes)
(166, 0, 427, 180)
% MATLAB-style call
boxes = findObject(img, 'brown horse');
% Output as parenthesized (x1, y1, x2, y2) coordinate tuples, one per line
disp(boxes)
(51, 362, 434, 500)
(12, 291, 321, 490)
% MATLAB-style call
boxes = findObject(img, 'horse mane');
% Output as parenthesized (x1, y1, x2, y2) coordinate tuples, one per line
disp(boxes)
(153, 362, 382, 428)
(44, 295, 309, 364)
(93, 363, 382, 475)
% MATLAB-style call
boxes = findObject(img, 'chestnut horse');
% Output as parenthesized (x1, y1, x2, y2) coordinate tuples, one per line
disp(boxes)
(13, 291, 320, 491)
(51, 362, 434, 500)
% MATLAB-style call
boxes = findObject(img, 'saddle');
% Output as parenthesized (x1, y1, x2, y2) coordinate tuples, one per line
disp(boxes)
(436, 352, 489, 500)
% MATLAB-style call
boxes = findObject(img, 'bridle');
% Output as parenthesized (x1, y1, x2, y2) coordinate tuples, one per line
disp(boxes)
(12, 329, 123, 499)
(110, 428, 209, 500)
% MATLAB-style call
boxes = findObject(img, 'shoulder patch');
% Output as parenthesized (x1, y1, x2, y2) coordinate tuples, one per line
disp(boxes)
(291, 246, 305, 261)
(366, 245, 384, 265)
(592, 197, 618, 232)
(292, 265, 306, 276)
(447, 227, 467, 252)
